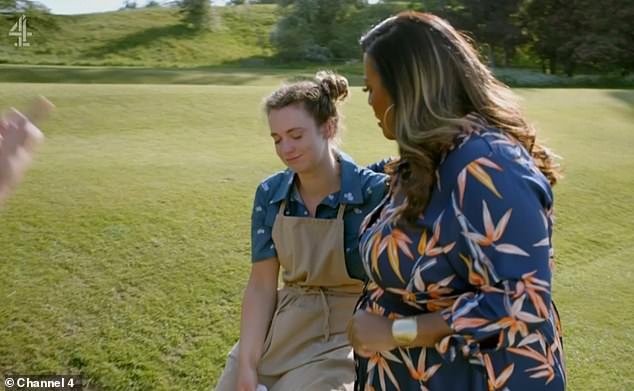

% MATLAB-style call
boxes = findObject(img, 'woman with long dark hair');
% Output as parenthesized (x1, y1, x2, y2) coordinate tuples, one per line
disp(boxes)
(347, 11, 566, 390)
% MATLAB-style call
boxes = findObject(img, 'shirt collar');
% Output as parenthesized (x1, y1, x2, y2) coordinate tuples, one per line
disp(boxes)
(269, 150, 365, 206)
(270, 170, 295, 204)
(337, 150, 364, 205)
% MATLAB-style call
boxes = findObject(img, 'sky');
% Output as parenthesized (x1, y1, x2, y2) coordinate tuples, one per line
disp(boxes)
(37, 0, 380, 15)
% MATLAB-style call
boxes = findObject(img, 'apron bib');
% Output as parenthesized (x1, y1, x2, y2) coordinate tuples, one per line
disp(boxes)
(216, 200, 362, 391)
(258, 200, 363, 376)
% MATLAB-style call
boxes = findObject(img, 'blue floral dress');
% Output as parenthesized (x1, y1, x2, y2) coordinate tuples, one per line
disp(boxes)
(354, 123, 566, 390)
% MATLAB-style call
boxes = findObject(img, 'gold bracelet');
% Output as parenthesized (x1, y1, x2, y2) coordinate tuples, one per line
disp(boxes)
(391, 317, 418, 346)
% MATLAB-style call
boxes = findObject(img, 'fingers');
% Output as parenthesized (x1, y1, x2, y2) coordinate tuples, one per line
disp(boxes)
(0, 95, 53, 145)
(355, 347, 375, 358)
(1, 108, 45, 151)
(348, 324, 373, 358)
(25, 96, 55, 125)
(0, 97, 51, 206)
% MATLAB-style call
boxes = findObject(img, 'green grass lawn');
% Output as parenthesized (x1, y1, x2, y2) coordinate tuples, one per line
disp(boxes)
(0, 84, 632, 390)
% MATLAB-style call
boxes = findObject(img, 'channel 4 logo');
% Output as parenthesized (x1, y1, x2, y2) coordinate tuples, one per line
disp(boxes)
(8, 14, 32, 47)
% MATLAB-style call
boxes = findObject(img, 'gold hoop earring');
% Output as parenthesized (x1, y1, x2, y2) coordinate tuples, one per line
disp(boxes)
(383, 104, 394, 130)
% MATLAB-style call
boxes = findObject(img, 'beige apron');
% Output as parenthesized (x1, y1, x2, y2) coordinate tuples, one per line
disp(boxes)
(215, 200, 363, 391)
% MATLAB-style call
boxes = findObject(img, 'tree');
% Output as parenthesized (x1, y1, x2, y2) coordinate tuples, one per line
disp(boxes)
(524, 0, 572, 74)
(1, 0, 58, 40)
(1, 0, 50, 14)
(271, 0, 364, 62)
(0, 0, 25, 12)
(179, 0, 211, 30)
(229, 0, 277, 3)
(566, 0, 634, 75)
(121, 0, 137, 9)
(443, 0, 525, 67)
(614, 0, 634, 74)
(525, 0, 633, 75)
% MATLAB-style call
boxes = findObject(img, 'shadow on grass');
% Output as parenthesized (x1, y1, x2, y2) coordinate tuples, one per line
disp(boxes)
(2, 62, 631, 89)
(0, 61, 366, 86)
(218, 55, 366, 85)
(85, 24, 198, 59)
(0, 48, 368, 85)
(0, 65, 294, 85)
(608, 90, 634, 119)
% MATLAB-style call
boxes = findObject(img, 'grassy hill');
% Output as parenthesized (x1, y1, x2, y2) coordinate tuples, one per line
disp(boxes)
(0, 5, 279, 67)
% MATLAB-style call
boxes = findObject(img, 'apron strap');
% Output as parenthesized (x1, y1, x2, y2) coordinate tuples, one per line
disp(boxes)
(318, 288, 331, 341)
(278, 200, 287, 217)
(336, 203, 347, 220)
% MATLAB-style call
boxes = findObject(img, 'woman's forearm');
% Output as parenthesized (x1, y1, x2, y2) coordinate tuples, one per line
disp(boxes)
(348, 308, 452, 354)
(412, 311, 453, 347)
(391, 312, 453, 349)
(237, 282, 277, 368)
(237, 260, 279, 370)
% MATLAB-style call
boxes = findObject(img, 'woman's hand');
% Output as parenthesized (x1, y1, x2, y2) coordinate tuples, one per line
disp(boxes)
(347, 309, 396, 358)
(236, 364, 259, 391)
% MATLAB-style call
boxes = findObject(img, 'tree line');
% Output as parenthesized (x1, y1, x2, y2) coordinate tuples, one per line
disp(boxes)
(2, 0, 631, 76)
(263, 0, 633, 76)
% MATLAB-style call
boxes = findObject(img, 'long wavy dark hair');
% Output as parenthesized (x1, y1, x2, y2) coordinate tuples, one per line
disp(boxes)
(360, 11, 560, 223)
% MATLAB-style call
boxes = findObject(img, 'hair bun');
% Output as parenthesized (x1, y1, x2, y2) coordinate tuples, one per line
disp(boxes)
(315, 71, 349, 102)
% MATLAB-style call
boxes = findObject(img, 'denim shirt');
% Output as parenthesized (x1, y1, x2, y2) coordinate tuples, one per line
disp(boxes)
(251, 151, 389, 280)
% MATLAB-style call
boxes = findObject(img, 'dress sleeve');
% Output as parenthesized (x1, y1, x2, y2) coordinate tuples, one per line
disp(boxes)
(344, 173, 389, 280)
(366, 157, 395, 174)
(251, 182, 277, 262)
(437, 153, 555, 359)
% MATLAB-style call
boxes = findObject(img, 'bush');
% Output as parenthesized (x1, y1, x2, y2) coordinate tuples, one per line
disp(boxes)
(179, 0, 211, 30)
(302, 44, 332, 63)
